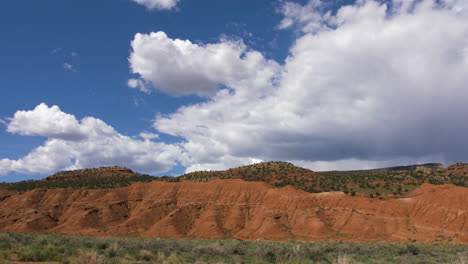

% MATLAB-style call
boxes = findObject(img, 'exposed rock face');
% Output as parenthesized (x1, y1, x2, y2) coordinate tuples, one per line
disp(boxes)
(0, 188, 14, 202)
(444, 163, 468, 177)
(0, 180, 466, 243)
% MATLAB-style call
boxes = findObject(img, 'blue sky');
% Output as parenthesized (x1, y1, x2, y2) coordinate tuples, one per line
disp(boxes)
(0, 0, 294, 181)
(1, 0, 468, 182)
(0, 0, 289, 130)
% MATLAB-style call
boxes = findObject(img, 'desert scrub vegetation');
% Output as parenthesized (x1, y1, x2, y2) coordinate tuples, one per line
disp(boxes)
(315, 165, 467, 197)
(177, 161, 467, 197)
(0, 174, 157, 193)
(1, 162, 466, 197)
(0, 233, 466, 263)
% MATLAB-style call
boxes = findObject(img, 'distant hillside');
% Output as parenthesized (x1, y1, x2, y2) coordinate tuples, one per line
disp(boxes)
(175, 161, 319, 189)
(45, 166, 135, 181)
(1, 162, 467, 196)
(386, 163, 445, 172)
(0, 162, 321, 193)
(174, 161, 467, 197)
(172, 161, 467, 197)
(444, 163, 468, 176)
(317, 163, 467, 197)
(0, 166, 158, 192)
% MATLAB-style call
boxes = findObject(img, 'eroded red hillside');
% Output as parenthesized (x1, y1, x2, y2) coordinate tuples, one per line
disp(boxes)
(444, 163, 468, 177)
(0, 180, 466, 243)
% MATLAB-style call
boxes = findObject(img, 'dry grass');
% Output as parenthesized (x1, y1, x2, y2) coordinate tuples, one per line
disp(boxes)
(452, 252, 468, 264)
(335, 253, 353, 264)
(71, 250, 103, 264)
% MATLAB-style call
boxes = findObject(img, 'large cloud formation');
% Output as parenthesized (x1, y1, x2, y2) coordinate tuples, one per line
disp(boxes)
(2, 0, 468, 176)
(0, 104, 181, 175)
(135, 0, 468, 171)
(129, 32, 280, 97)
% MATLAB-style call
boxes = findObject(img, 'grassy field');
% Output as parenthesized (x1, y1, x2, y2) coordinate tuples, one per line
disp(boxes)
(0, 233, 466, 264)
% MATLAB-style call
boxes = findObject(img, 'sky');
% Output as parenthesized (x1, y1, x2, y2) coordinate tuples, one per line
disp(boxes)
(1, 0, 468, 182)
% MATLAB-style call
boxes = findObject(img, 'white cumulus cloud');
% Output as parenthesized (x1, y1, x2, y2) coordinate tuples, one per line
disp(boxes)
(63, 62, 76, 72)
(7, 103, 92, 141)
(139, 132, 160, 141)
(131, 0, 180, 10)
(0, 103, 181, 175)
(127, 78, 151, 94)
(128, 31, 280, 97)
(277, 0, 333, 33)
(150, 0, 468, 172)
(3, 0, 468, 176)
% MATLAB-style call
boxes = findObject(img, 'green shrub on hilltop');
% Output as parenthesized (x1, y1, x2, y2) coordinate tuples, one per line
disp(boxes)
(1, 162, 466, 197)
(175, 162, 467, 197)
(316, 166, 467, 197)
(0, 174, 157, 192)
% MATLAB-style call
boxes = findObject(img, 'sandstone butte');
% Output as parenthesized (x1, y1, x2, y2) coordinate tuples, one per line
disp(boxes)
(0, 179, 467, 243)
